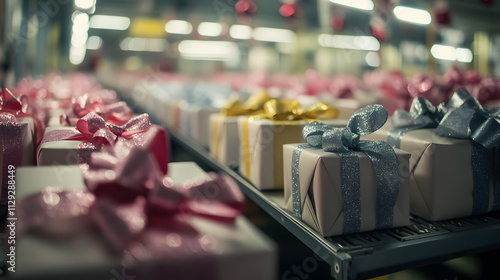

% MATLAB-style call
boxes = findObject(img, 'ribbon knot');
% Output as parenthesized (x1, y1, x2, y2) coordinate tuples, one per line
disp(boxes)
(250, 99, 339, 121)
(221, 91, 272, 116)
(436, 88, 500, 149)
(73, 112, 152, 145)
(304, 104, 387, 152)
(392, 97, 439, 129)
(62, 94, 133, 126)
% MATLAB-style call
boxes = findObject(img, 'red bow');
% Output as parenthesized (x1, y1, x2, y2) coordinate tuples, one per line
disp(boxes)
(18, 147, 244, 278)
(39, 113, 168, 173)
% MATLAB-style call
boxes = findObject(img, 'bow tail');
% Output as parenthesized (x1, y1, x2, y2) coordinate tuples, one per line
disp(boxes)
(358, 141, 401, 230)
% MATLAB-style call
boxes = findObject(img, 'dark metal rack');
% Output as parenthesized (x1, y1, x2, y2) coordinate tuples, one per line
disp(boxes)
(108, 82, 500, 280)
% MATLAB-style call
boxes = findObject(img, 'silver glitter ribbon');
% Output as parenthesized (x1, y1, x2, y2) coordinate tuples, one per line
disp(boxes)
(388, 97, 439, 148)
(494, 147, 500, 211)
(292, 104, 401, 233)
(436, 88, 500, 215)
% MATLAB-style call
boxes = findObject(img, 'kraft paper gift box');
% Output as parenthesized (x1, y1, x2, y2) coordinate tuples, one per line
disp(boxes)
(14, 163, 276, 280)
(362, 122, 499, 221)
(283, 144, 411, 237)
(238, 117, 347, 190)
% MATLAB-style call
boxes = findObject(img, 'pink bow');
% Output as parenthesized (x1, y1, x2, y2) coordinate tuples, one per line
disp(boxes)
(0, 88, 45, 152)
(18, 147, 244, 279)
(40, 113, 169, 172)
(61, 94, 133, 126)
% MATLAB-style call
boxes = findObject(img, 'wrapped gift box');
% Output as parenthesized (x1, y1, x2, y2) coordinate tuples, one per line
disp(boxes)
(37, 125, 169, 172)
(37, 126, 85, 166)
(283, 143, 411, 237)
(9, 117, 35, 166)
(14, 163, 277, 280)
(363, 122, 498, 221)
(238, 118, 347, 190)
(1, 116, 35, 209)
(185, 106, 219, 148)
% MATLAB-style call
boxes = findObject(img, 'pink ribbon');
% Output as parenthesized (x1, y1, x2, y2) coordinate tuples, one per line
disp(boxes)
(40, 113, 169, 172)
(0, 88, 45, 160)
(61, 94, 133, 126)
(18, 146, 244, 279)
(0, 113, 22, 211)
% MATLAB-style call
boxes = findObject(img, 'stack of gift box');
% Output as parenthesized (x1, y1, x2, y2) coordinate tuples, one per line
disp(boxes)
(121, 66, 500, 239)
(4, 67, 499, 277)
(1, 74, 276, 280)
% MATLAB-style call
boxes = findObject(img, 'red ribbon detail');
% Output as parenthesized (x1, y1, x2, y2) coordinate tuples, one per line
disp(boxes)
(0, 113, 22, 210)
(40, 113, 168, 173)
(61, 94, 133, 126)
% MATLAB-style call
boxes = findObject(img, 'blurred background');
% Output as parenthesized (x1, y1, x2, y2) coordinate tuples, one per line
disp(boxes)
(2, 1, 500, 279)
(1, 0, 499, 86)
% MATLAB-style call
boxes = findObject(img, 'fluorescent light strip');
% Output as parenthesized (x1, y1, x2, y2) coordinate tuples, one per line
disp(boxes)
(87, 36, 102, 50)
(120, 37, 167, 52)
(393, 6, 431, 25)
(430, 44, 472, 63)
(165, 20, 193, 35)
(198, 22, 222, 37)
(90, 15, 130, 30)
(318, 34, 380, 51)
(75, 0, 94, 10)
(70, 46, 86, 65)
(456, 48, 473, 63)
(229, 24, 252, 40)
(365, 52, 380, 67)
(253, 27, 296, 43)
(178, 40, 239, 61)
(329, 0, 374, 11)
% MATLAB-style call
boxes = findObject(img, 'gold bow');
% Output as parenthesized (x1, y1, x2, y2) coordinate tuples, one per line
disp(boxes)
(252, 99, 339, 121)
(221, 91, 272, 116)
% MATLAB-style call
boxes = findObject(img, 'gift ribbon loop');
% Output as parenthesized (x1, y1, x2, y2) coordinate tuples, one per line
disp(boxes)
(389, 97, 440, 148)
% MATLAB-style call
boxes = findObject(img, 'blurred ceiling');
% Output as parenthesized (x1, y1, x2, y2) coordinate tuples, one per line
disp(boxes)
(92, 0, 500, 34)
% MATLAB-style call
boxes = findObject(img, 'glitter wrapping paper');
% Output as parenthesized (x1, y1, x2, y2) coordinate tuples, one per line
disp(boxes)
(237, 117, 348, 190)
(15, 163, 276, 280)
(363, 122, 499, 221)
(283, 143, 410, 237)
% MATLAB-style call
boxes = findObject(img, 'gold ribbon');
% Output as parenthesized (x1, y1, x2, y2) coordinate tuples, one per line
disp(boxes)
(241, 99, 339, 186)
(221, 91, 272, 116)
(251, 99, 339, 121)
(212, 116, 220, 159)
